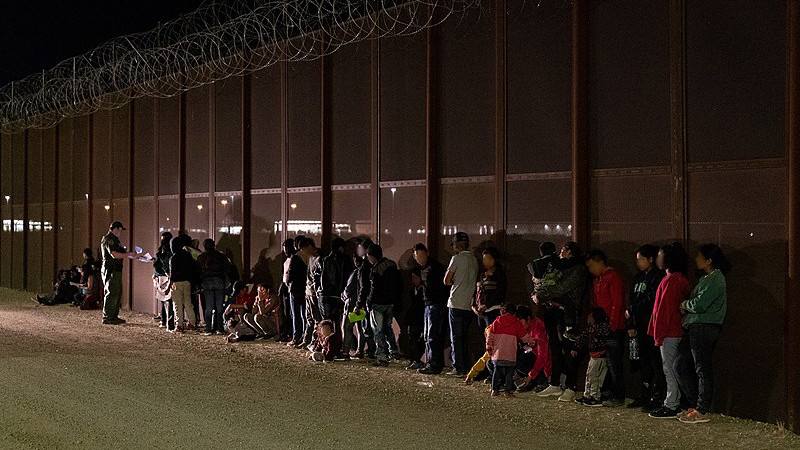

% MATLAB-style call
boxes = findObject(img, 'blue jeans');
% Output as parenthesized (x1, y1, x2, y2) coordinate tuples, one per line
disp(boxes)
(492, 362, 515, 392)
(202, 277, 227, 332)
(289, 291, 306, 342)
(604, 330, 626, 401)
(674, 323, 721, 414)
(478, 309, 500, 330)
(424, 304, 447, 372)
(449, 307, 473, 373)
(370, 304, 394, 363)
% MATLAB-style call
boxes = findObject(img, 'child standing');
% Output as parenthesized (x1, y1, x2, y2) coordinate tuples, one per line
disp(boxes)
(485, 303, 531, 397)
(572, 307, 611, 407)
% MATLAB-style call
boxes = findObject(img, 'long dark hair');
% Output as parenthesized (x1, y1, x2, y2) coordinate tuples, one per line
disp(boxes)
(662, 242, 688, 275)
(699, 243, 732, 275)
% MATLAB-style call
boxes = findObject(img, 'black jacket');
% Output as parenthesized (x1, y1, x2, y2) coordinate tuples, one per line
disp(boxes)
(153, 245, 172, 277)
(365, 257, 402, 308)
(627, 268, 666, 331)
(319, 251, 354, 305)
(355, 259, 372, 309)
(168, 238, 199, 284)
(415, 258, 448, 307)
(287, 254, 308, 294)
(197, 249, 237, 282)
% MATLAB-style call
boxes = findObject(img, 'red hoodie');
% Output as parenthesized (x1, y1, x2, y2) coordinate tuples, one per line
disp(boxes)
(647, 271, 691, 346)
(486, 313, 531, 364)
(593, 267, 625, 331)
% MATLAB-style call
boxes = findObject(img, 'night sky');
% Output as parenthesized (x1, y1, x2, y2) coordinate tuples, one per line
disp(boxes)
(0, 0, 206, 87)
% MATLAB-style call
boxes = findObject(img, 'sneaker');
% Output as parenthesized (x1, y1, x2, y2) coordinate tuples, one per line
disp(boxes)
(641, 401, 662, 414)
(503, 391, 515, 398)
(649, 406, 681, 419)
(417, 367, 441, 375)
(627, 398, 648, 409)
(537, 385, 564, 398)
(678, 409, 710, 424)
(371, 360, 389, 367)
(603, 398, 625, 408)
(334, 354, 350, 362)
(574, 397, 588, 406)
(583, 397, 604, 407)
(677, 408, 693, 419)
(490, 390, 500, 397)
(286, 340, 298, 347)
(533, 384, 549, 393)
(558, 389, 576, 402)
(405, 361, 423, 371)
(116, 318, 127, 324)
(446, 368, 465, 377)
(202, 331, 214, 336)
(482, 378, 491, 385)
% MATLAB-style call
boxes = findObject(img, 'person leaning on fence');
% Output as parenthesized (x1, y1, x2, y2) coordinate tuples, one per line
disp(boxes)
(100, 221, 138, 325)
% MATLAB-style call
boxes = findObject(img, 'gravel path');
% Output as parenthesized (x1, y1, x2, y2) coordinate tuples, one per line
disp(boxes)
(0, 288, 797, 449)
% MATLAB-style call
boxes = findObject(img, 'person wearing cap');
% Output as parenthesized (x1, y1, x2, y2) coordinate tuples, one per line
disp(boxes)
(100, 221, 137, 325)
(444, 231, 479, 376)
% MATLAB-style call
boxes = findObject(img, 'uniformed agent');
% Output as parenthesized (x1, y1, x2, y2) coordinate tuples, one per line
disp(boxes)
(100, 221, 137, 325)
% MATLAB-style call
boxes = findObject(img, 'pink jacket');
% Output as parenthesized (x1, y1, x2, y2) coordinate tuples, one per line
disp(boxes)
(486, 313, 531, 364)
(526, 317, 552, 380)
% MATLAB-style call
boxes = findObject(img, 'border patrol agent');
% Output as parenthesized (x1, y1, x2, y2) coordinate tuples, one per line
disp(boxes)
(101, 221, 136, 325)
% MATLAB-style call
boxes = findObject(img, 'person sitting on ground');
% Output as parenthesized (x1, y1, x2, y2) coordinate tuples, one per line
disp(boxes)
(77, 252, 101, 310)
(515, 304, 552, 393)
(37, 269, 79, 306)
(307, 319, 343, 362)
(223, 304, 258, 343)
(572, 307, 612, 407)
(226, 281, 257, 314)
(242, 283, 280, 339)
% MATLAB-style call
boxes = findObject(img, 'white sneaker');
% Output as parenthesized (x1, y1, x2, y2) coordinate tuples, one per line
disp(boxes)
(537, 385, 564, 397)
(558, 388, 576, 402)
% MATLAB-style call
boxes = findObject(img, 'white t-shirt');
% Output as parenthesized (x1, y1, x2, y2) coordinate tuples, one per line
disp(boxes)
(447, 251, 479, 310)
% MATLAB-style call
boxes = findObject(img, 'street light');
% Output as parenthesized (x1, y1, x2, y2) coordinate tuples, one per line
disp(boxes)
(197, 204, 203, 211)
(104, 204, 110, 211)
(220, 199, 228, 206)
(4, 195, 9, 205)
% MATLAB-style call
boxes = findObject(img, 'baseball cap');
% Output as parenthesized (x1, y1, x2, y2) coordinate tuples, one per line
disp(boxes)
(109, 221, 126, 231)
(451, 231, 469, 245)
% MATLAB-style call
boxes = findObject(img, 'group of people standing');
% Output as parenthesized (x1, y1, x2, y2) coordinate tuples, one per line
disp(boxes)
(96, 216, 730, 425)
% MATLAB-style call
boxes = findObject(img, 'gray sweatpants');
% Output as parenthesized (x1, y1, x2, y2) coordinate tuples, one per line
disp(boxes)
(584, 356, 608, 399)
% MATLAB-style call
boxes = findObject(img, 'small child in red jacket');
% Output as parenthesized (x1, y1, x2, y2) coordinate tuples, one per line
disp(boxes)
(572, 307, 611, 407)
(308, 320, 342, 362)
(486, 303, 532, 397)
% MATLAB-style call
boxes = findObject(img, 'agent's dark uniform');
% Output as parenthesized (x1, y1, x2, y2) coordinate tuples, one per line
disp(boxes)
(101, 221, 128, 323)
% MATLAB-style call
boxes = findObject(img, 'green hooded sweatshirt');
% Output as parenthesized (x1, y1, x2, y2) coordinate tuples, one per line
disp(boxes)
(681, 269, 727, 326)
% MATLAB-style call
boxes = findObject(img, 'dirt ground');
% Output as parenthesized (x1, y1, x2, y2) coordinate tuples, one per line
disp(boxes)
(0, 288, 797, 450)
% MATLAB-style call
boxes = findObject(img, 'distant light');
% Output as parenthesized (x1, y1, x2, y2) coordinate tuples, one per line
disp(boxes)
(749, 232, 754, 237)
(220, 199, 228, 206)
(3, 195, 9, 204)
(197, 204, 203, 211)
(390, 188, 397, 194)
(104, 204, 110, 211)
(290, 203, 297, 210)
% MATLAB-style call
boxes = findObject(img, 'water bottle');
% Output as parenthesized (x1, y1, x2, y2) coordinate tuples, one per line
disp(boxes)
(629, 337, 640, 361)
